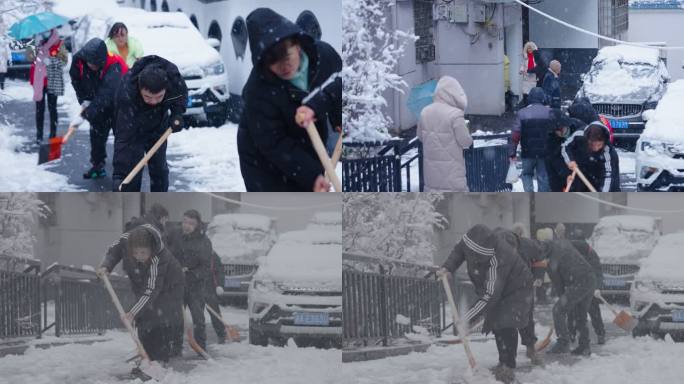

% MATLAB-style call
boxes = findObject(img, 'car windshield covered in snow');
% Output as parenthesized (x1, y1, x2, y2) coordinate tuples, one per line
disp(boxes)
(590, 215, 661, 263)
(579, 45, 669, 104)
(206, 214, 277, 264)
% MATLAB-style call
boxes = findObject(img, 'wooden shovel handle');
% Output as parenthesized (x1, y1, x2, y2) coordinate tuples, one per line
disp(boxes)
(61, 125, 77, 144)
(439, 274, 477, 369)
(101, 273, 150, 362)
(564, 169, 577, 192)
(595, 291, 620, 316)
(119, 128, 173, 191)
(326, 133, 343, 182)
(305, 123, 342, 192)
(205, 304, 240, 341)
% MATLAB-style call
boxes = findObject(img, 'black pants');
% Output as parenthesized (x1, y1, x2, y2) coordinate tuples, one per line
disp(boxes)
(518, 294, 537, 347)
(184, 287, 206, 350)
(494, 327, 519, 368)
(205, 289, 227, 340)
(138, 325, 174, 362)
(568, 297, 605, 338)
(113, 139, 169, 192)
(90, 120, 112, 168)
(0, 73, 5, 89)
(35, 89, 58, 141)
(553, 286, 594, 346)
(170, 322, 184, 357)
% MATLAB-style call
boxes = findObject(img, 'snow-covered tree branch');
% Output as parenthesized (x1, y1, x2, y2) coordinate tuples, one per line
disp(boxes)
(0, 193, 49, 260)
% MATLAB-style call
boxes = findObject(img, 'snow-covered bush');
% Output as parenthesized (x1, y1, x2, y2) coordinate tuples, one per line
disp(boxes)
(342, 0, 416, 143)
(0, 193, 49, 261)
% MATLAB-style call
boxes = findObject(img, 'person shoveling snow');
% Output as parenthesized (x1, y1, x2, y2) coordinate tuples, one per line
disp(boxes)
(437, 224, 535, 384)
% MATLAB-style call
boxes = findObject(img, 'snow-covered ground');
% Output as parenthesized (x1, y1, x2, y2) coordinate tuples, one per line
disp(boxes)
(341, 333, 684, 384)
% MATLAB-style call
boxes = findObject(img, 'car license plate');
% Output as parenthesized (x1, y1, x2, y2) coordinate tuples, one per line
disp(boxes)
(672, 310, 684, 322)
(186, 96, 193, 107)
(604, 278, 626, 287)
(224, 277, 241, 289)
(610, 119, 629, 129)
(293, 312, 329, 326)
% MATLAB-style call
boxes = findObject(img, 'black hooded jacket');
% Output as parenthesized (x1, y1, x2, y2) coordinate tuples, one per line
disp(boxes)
(561, 122, 620, 192)
(167, 225, 212, 288)
(100, 224, 185, 329)
(511, 87, 555, 159)
(113, 55, 187, 142)
(237, 8, 342, 191)
(69, 38, 126, 126)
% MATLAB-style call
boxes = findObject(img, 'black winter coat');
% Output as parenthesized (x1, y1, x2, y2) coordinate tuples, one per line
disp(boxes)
(443, 225, 533, 333)
(100, 224, 185, 329)
(510, 88, 555, 159)
(570, 240, 603, 286)
(238, 8, 342, 191)
(561, 123, 620, 192)
(543, 239, 597, 296)
(69, 38, 125, 126)
(542, 70, 561, 109)
(168, 227, 212, 289)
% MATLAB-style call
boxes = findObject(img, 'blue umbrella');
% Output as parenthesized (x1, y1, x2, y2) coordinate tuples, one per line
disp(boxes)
(8, 12, 70, 40)
(406, 79, 438, 120)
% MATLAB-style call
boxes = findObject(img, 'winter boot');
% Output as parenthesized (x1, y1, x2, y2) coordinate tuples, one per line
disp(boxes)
(548, 339, 570, 354)
(571, 343, 591, 356)
(489, 362, 504, 375)
(597, 334, 606, 345)
(526, 344, 544, 366)
(494, 365, 516, 384)
(129, 367, 152, 381)
(83, 165, 106, 179)
(569, 333, 576, 344)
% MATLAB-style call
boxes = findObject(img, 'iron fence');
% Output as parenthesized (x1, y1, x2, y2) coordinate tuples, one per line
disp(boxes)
(0, 256, 41, 339)
(465, 134, 513, 192)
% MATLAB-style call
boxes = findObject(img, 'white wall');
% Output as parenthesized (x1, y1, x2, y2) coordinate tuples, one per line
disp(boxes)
(626, 193, 684, 235)
(529, 0, 599, 49)
(535, 193, 601, 223)
(628, 9, 684, 80)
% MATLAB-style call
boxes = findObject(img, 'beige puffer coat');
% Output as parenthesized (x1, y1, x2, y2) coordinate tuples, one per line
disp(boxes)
(417, 76, 473, 192)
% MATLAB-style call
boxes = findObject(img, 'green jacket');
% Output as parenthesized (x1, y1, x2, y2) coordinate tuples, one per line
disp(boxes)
(105, 36, 144, 68)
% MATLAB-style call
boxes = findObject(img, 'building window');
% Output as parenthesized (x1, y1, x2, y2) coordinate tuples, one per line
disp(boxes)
(190, 14, 199, 30)
(296, 10, 322, 41)
(208, 21, 222, 51)
(414, 0, 435, 63)
(161, 0, 169, 12)
(231, 16, 248, 60)
(599, 0, 629, 46)
(150, 0, 157, 12)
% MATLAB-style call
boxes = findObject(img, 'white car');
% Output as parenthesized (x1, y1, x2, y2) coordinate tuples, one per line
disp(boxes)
(576, 44, 670, 146)
(631, 233, 684, 340)
(206, 214, 277, 303)
(635, 80, 684, 191)
(306, 211, 342, 232)
(590, 215, 661, 300)
(248, 229, 342, 348)
(75, 8, 229, 126)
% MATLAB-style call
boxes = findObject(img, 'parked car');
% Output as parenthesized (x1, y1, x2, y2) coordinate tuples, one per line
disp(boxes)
(74, 8, 229, 126)
(635, 80, 684, 191)
(248, 229, 342, 348)
(631, 233, 684, 341)
(590, 215, 662, 301)
(576, 44, 670, 147)
(206, 214, 277, 305)
(306, 211, 342, 232)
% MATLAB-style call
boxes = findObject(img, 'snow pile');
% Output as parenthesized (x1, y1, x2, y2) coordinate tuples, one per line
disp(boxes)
(638, 232, 684, 282)
(166, 124, 244, 192)
(641, 80, 684, 141)
(590, 215, 661, 263)
(0, 79, 34, 102)
(206, 214, 276, 264)
(310, 211, 342, 226)
(52, 0, 120, 20)
(255, 230, 342, 286)
(583, 45, 665, 102)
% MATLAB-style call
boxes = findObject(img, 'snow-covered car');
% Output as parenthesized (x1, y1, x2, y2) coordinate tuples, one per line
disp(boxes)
(75, 8, 229, 126)
(576, 44, 670, 146)
(635, 80, 684, 191)
(590, 215, 662, 301)
(631, 233, 684, 340)
(248, 229, 342, 348)
(306, 211, 342, 232)
(206, 214, 277, 304)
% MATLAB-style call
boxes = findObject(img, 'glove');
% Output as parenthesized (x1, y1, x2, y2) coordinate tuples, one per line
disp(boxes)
(80, 101, 91, 108)
(436, 267, 449, 279)
(70, 113, 84, 127)
(182, 267, 189, 273)
(96, 267, 108, 278)
(594, 289, 601, 298)
(216, 286, 224, 296)
(533, 279, 543, 288)
(170, 114, 184, 133)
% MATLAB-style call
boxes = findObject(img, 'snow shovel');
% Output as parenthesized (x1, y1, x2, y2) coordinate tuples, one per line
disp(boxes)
(439, 274, 477, 369)
(183, 305, 212, 360)
(37, 124, 78, 165)
(118, 127, 173, 191)
(205, 304, 241, 342)
(575, 167, 598, 192)
(326, 132, 343, 183)
(303, 121, 342, 192)
(535, 326, 554, 352)
(563, 169, 577, 192)
(595, 291, 636, 332)
(100, 273, 165, 381)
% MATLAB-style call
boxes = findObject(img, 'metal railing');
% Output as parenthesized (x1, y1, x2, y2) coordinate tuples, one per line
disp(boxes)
(342, 253, 443, 348)
(41, 264, 135, 337)
(465, 134, 513, 192)
(0, 256, 42, 339)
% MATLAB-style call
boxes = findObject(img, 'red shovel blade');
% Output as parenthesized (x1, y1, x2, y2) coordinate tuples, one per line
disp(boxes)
(38, 137, 65, 165)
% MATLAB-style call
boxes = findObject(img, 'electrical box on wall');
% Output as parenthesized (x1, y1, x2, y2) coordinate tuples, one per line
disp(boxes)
(433, 0, 467, 23)
(471, 3, 486, 23)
